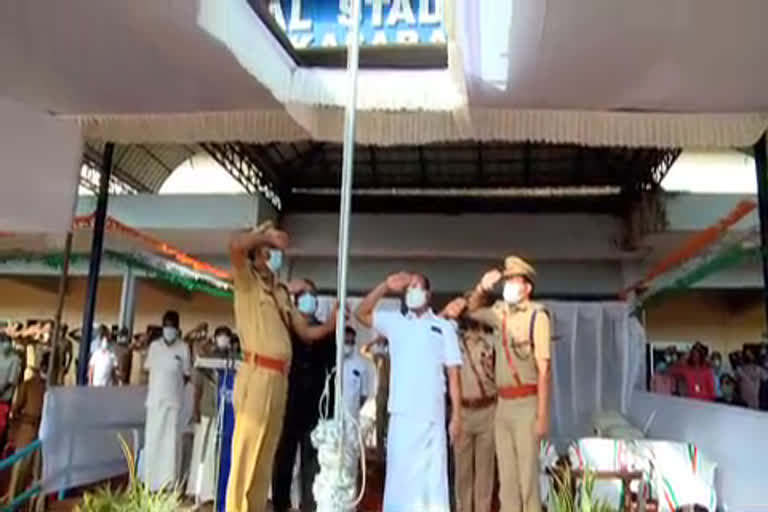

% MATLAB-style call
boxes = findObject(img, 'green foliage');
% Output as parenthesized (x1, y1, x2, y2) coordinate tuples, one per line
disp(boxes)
(549, 466, 618, 512)
(75, 436, 183, 512)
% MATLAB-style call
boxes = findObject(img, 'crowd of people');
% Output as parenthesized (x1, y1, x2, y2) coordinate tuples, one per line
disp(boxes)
(4, 221, 761, 512)
(652, 341, 768, 409)
(222, 221, 553, 512)
(0, 221, 557, 512)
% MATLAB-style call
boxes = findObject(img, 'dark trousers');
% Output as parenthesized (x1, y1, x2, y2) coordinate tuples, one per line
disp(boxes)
(446, 397, 457, 512)
(272, 407, 320, 512)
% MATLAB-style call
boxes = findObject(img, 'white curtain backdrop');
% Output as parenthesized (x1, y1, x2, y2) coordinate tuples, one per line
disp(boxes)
(545, 301, 646, 450)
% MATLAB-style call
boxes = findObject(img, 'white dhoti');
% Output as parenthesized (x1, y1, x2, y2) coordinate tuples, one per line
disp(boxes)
(383, 414, 449, 512)
(143, 404, 182, 491)
(186, 415, 217, 502)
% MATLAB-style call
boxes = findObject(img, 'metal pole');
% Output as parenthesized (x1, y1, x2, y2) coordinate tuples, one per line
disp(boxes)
(333, 0, 362, 456)
(753, 133, 768, 329)
(77, 142, 114, 385)
(48, 231, 73, 386)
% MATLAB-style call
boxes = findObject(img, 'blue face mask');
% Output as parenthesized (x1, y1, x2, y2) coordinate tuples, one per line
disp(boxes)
(267, 249, 283, 273)
(297, 293, 318, 315)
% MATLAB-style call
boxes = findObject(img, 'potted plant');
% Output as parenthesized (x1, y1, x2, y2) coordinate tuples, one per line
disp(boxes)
(76, 437, 182, 512)
(549, 466, 618, 512)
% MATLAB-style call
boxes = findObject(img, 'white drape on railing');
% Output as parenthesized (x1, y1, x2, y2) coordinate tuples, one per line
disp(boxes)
(544, 301, 646, 450)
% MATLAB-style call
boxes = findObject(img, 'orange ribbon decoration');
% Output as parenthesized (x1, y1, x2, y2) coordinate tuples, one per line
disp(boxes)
(621, 199, 756, 299)
(72, 213, 231, 280)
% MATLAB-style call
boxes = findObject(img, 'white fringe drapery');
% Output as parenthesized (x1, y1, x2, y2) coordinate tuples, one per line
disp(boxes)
(71, 108, 768, 149)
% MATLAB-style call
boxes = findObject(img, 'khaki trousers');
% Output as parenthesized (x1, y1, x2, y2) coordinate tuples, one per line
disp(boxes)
(226, 365, 288, 512)
(454, 404, 495, 512)
(495, 396, 540, 512)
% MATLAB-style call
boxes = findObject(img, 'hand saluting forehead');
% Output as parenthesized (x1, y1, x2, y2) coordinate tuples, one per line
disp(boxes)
(386, 272, 412, 293)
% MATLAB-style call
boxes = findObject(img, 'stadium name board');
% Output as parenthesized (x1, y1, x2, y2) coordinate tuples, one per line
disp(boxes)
(268, 0, 446, 49)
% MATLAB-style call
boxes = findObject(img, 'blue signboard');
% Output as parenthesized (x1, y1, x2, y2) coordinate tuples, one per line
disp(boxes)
(215, 368, 236, 512)
(268, 0, 446, 49)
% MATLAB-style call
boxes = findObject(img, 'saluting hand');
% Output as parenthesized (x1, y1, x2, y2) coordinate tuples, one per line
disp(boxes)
(386, 272, 412, 293)
(264, 228, 290, 250)
(440, 297, 467, 319)
(479, 269, 502, 292)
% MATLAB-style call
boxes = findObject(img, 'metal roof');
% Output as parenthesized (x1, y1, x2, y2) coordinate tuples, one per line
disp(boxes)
(80, 140, 679, 215)
(219, 141, 680, 213)
(82, 142, 197, 194)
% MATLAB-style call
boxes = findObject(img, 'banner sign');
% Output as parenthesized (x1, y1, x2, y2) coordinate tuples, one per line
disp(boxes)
(268, 0, 446, 49)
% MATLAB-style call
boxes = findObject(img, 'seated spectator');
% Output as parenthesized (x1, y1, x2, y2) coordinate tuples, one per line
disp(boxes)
(668, 344, 716, 401)
(716, 374, 746, 407)
(651, 365, 676, 395)
(736, 348, 767, 409)
(709, 351, 724, 398)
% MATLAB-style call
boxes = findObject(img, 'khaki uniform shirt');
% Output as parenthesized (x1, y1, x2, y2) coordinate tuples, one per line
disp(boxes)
(233, 266, 294, 361)
(459, 327, 496, 400)
(471, 300, 551, 389)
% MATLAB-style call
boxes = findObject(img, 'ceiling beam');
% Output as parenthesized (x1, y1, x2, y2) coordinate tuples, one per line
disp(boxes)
(369, 146, 378, 186)
(476, 142, 484, 183)
(523, 142, 532, 186)
(418, 146, 427, 187)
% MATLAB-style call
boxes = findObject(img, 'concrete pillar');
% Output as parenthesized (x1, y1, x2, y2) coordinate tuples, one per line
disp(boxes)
(118, 267, 137, 335)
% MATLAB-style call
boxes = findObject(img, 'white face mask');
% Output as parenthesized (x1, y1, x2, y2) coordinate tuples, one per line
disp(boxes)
(297, 293, 318, 315)
(162, 327, 178, 344)
(215, 335, 231, 350)
(266, 249, 283, 274)
(343, 345, 354, 357)
(503, 281, 524, 305)
(100, 338, 109, 349)
(405, 287, 427, 310)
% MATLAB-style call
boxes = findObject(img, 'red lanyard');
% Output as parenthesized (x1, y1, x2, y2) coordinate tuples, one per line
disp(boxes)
(501, 312, 523, 387)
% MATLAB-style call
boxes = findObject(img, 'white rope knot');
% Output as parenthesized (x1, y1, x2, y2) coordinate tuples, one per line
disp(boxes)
(311, 369, 368, 512)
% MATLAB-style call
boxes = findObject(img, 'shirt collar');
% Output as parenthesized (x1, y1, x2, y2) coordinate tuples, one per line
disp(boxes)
(406, 308, 435, 321)
(499, 299, 531, 314)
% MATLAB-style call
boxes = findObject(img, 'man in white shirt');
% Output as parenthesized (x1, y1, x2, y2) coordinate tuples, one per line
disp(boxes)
(356, 272, 463, 512)
(341, 327, 370, 424)
(143, 310, 192, 491)
(88, 335, 117, 387)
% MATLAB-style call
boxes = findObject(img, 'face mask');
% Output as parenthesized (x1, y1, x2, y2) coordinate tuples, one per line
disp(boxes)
(162, 327, 178, 344)
(405, 287, 427, 310)
(343, 345, 354, 357)
(297, 293, 318, 315)
(503, 281, 524, 304)
(266, 249, 283, 273)
(100, 338, 109, 349)
(215, 335, 231, 350)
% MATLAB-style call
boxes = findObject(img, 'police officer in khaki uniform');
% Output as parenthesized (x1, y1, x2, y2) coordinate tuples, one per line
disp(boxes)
(226, 222, 338, 512)
(467, 256, 551, 512)
(441, 296, 496, 512)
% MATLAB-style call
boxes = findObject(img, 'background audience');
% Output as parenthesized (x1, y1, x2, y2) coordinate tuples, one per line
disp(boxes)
(653, 340, 768, 410)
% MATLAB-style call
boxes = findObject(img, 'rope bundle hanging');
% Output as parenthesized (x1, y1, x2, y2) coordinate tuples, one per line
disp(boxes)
(311, 369, 368, 512)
